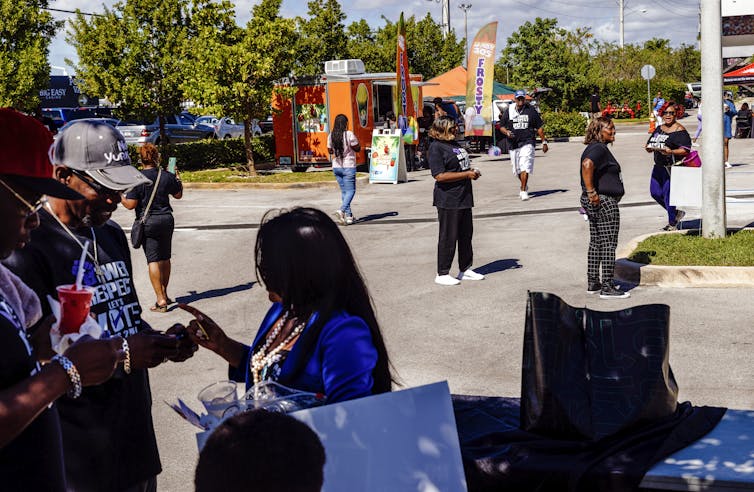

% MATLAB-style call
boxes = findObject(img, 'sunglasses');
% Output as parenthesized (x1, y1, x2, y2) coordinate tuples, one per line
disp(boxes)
(0, 178, 47, 220)
(663, 111, 676, 115)
(71, 169, 128, 196)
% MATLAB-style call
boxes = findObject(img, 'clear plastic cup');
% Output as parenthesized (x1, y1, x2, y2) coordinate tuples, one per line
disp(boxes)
(56, 284, 94, 335)
(198, 381, 239, 418)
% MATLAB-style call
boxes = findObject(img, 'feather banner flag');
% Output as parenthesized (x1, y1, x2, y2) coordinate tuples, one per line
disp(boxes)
(465, 22, 498, 137)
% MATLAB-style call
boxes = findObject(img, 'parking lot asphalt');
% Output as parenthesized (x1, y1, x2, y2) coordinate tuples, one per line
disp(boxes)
(109, 111, 754, 490)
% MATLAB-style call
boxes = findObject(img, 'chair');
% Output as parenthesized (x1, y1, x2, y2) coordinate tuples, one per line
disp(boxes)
(735, 110, 752, 138)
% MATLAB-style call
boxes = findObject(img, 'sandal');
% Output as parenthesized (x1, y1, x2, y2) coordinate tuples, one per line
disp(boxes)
(150, 303, 168, 313)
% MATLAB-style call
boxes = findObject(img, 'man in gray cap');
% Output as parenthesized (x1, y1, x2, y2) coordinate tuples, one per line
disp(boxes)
(4, 120, 197, 492)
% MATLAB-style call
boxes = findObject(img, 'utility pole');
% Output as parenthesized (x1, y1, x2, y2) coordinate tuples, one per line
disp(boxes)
(700, 0, 726, 238)
(459, 3, 472, 67)
(619, 0, 624, 48)
(442, 0, 450, 37)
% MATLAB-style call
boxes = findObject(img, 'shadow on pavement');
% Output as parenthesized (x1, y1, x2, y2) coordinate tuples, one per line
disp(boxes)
(175, 282, 256, 305)
(529, 189, 568, 198)
(356, 211, 399, 224)
(475, 259, 522, 276)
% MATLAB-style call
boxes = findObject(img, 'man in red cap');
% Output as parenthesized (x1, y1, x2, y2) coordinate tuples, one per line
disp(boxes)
(0, 108, 126, 491)
(5, 117, 197, 492)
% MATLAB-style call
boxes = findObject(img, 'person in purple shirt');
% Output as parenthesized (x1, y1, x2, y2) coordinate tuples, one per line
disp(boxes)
(183, 207, 393, 403)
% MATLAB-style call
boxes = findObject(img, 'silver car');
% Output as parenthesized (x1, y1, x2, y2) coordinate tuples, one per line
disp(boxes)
(117, 113, 215, 145)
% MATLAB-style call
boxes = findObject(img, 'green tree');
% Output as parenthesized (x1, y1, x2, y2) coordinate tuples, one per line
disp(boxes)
(183, 0, 297, 173)
(296, 0, 347, 76)
(68, 0, 190, 150)
(345, 19, 389, 72)
(0, 0, 60, 110)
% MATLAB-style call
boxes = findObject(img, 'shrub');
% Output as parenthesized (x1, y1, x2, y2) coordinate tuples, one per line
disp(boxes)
(542, 111, 589, 137)
(127, 134, 275, 171)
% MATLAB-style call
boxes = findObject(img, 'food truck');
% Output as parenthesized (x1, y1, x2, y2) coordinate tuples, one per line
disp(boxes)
(272, 59, 424, 171)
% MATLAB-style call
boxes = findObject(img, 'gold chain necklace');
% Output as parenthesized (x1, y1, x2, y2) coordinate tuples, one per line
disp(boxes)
(43, 205, 103, 277)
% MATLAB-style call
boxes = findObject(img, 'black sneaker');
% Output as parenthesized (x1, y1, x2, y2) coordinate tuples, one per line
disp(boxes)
(587, 281, 601, 294)
(599, 283, 630, 299)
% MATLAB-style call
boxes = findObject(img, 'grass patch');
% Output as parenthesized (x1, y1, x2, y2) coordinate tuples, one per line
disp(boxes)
(179, 167, 352, 183)
(628, 229, 754, 266)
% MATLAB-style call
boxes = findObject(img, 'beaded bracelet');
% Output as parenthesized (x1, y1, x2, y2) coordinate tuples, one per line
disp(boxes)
(121, 337, 131, 374)
(52, 354, 82, 399)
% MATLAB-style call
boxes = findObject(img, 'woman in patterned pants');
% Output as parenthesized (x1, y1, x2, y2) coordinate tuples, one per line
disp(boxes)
(580, 117, 630, 299)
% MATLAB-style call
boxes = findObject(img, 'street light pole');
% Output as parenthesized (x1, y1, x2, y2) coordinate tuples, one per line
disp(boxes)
(619, 0, 624, 48)
(459, 3, 472, 67)
(442, 0, 450, 37)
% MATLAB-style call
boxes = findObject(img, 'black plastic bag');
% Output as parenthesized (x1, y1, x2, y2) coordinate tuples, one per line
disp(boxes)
(521, 291, 678, 441)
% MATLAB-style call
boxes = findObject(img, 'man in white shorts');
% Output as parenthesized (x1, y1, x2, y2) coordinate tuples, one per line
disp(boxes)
(499, 90, 548, 200)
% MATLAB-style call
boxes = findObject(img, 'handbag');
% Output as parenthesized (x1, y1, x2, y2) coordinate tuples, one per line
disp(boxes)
(679, 146, 702, 167)
(130, 169, 162, 249)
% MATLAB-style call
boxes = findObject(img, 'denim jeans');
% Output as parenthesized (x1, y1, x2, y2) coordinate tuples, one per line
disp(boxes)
(333, 166, 356, 216)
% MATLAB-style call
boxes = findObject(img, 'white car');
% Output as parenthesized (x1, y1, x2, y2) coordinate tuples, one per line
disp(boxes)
(196, 116, 245, 139)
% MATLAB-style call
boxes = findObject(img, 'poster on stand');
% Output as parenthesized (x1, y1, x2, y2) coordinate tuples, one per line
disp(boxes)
(369, 129, 407, 184)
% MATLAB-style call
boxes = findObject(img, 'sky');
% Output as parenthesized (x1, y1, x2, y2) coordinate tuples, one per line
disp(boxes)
(46, 0, 701, 75)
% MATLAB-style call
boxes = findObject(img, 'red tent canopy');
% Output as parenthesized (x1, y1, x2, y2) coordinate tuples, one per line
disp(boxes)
(724, 63, 754, 84)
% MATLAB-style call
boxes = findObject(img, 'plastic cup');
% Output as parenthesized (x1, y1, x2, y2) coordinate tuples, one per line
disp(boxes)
(56, 284, 94, 335)
(198, 381, 239, 418)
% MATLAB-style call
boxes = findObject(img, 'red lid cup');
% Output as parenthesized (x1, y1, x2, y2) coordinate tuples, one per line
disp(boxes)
(56, 284, 94, 335)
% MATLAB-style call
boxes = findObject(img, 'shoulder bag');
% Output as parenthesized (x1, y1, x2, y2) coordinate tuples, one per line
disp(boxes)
(130, 169, 162, 249)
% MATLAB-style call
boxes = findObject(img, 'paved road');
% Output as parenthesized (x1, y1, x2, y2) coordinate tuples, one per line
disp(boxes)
(110, 113, 754, 490)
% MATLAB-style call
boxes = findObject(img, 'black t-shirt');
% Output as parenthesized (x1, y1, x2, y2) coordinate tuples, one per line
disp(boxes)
(429, 140, 474, 209)
(125, 168, 182, 218)
(3, 211, 161, 491)
(500, 104, 543, 149)
(0, 289, 66, 491)
(646, 127, 692, 167)
(580, 143, 624, 198)
(590, 93, 600, 113)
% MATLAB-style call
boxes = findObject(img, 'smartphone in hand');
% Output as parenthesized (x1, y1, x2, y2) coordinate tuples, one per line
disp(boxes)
(167, 157, 177, 174)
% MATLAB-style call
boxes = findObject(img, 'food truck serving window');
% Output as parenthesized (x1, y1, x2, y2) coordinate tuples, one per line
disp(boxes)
(372, 83, 393, 126)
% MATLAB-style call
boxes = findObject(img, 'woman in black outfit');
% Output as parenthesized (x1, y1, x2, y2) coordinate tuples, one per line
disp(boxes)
(122, 144, 183, 312)
(428, 116, 483, 286)
(581, 117, 629, 299)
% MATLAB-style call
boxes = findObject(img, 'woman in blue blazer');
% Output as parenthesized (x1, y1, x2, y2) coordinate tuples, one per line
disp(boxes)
(185, 208, 393, 403)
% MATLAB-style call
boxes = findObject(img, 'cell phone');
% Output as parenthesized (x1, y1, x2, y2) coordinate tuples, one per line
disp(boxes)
(167, 157, 177, 174)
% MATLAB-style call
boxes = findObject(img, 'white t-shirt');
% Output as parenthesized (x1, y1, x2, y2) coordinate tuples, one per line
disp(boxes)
(327, 130, 359, 168)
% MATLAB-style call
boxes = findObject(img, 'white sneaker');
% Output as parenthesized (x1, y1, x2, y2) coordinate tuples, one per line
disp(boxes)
(458, 269, 485, 280)
(435, 274, 460, 286)
(345, 215, 354, 225)
(519, 190, 529, 201)
(725, 161, 732, 168)
(333, 210, 345, 224)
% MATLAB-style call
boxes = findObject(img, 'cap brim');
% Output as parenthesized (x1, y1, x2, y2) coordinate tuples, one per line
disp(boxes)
(85, 165, 152, 191)
(6, 175, 85, 200)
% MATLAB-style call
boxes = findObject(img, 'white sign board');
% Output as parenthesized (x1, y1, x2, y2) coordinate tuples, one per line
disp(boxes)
(641, 64, 656, 81)
(669, 166, 702, 207)
(293, 381, 467, 492)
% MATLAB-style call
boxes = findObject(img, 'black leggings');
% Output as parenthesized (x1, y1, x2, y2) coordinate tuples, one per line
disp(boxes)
(436, 207, 473, 275)
(143, 214, 174, 263)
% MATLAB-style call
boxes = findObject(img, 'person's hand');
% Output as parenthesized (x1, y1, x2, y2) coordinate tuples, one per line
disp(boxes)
(542, 143, 549, 153)
(127, 330, 182, 369)
(165, 323, 198, 362)
(64, 336, 124, 386)
(29, 315, 55, 363)
(178, 303, 228, 354)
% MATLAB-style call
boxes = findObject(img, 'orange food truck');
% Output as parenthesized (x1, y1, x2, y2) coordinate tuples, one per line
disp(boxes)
(272, 59, 423, 171)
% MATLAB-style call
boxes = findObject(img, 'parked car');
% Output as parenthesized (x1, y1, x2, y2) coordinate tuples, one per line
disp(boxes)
(42, 107, 113, 130)
(116, 113, 215, 145)
(196, 116, 245, 139)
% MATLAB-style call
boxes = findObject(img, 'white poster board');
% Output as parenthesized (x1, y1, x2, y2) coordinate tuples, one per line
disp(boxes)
(369, 129, 408, 184)
(669, 166, 702, 207)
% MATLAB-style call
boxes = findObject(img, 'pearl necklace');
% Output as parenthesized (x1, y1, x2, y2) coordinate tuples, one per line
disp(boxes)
(250, 311, 308, 385)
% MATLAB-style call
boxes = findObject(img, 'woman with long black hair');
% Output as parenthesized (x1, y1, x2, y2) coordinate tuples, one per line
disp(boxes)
(327, 114, 361, 225)
(182, 207, 393, 403)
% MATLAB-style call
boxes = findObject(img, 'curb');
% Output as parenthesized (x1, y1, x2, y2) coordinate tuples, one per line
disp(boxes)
(182, 175, 370, 190)
(615, 231, 754, 288)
